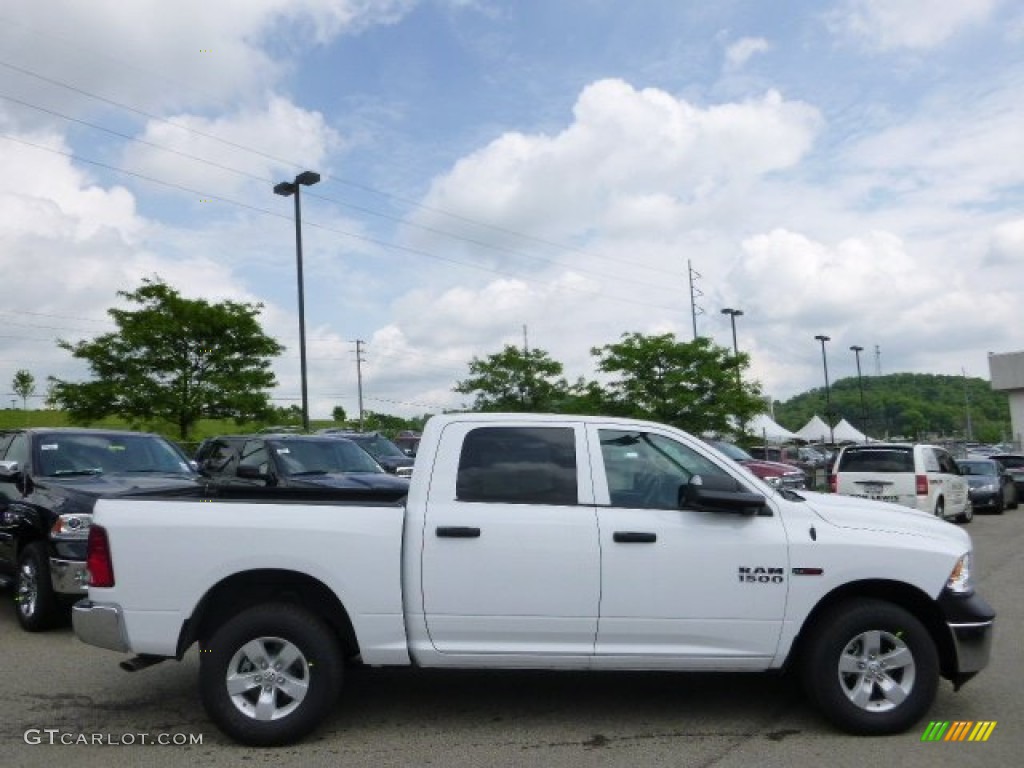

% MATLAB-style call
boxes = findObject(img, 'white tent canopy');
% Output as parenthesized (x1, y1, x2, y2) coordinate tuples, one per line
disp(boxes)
(796, 414, 833, 443)
(831, 418, 868, 443)
(745, 413, 800, 442)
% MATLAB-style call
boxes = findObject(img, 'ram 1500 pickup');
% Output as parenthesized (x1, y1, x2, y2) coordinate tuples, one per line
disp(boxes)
(72, 413, 995, 746)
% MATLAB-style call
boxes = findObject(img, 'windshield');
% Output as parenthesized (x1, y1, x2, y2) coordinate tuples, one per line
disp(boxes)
(354, 434, 406, 459)
(270, 439, 384, 475)
(710, 441, 753, 462)
(958, 460, 997, 477)
(37, 433, 193, 477)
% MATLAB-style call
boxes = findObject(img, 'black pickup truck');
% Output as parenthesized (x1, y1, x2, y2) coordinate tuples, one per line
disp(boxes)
(0, 427, 202, 631)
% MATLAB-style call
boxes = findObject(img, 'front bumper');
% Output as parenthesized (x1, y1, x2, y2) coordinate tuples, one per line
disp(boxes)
(72, 600, 130, 652)
(50, 558, 88, 596)
(938, 590, 995, 688)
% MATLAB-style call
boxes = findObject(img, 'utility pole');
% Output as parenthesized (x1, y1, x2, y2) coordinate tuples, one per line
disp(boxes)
(354, 339, 366, 431)
(963, 368, 973, 442)
(874, 344, 882, 376)
(687, 260, 704, 340)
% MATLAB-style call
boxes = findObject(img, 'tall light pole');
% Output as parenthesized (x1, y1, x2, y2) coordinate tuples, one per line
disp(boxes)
(721, 308, 744, 388)
(850, 345, 867, 437)
(274, 170, 320, 433)
(815, 335, 835, 444)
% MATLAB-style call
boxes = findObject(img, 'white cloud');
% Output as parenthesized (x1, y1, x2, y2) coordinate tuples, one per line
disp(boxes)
(829, 0, 999, 50)
(724, 37, 771, 70)
(0, 0, 419, 125)
(121, 95, 341, 198)
(410, 79, 822, 247)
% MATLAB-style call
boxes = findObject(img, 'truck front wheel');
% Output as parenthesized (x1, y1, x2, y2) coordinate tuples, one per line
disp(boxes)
(15, 542, 60, 631)
(199, 603, 342, 746)
(801, 599, 939, 735)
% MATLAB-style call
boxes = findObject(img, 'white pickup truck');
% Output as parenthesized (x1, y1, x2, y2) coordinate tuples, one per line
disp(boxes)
(72, 413, 995, 746)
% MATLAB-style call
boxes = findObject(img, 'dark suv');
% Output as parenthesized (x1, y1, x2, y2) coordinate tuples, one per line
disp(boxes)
(317, 430, 415, 477)
(195, 434, 410, 495)
(0, 428, 200, 631)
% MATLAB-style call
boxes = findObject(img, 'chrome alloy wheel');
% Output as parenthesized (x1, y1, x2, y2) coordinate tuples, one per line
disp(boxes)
(837, 629, 916, 712)
(225, 636, 311, 721)
(16, 560, 39, 619)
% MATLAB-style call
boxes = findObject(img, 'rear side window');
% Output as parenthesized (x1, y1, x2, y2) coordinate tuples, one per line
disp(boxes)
(838, 447, 914, 473)
(456, 426, 577, 505)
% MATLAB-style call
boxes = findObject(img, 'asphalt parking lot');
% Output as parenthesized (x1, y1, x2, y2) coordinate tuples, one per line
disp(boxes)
(2, 510, 1022, 768)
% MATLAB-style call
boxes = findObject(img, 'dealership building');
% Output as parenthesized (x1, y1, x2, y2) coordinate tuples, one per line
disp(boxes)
(989, 350, 1024, 449)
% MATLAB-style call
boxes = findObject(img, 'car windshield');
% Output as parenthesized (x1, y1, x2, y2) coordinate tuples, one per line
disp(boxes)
(353, 434, 406, 459)
(37, 433, 192, 477)
(710, 441, 753, 462)
(958, 460, 998, 477)
(269, 439, 384, 476)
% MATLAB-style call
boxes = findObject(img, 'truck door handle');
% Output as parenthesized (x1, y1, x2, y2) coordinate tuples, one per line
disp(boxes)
(436, 526, 481, 538)
(613, 531, 657, 543)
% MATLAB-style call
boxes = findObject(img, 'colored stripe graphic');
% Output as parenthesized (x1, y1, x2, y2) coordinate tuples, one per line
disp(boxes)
(921, 721, 949, 741)
(968, 722, 997, 742)
(921, 720, 997, 742)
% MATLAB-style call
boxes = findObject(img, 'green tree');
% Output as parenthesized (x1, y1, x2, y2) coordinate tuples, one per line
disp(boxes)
(331, 405, 347, 424)
(591, 333, 765, 435)
(12, 369, 35, 410)
(454, 345, 572, 412)
(49, 277, 284, 439)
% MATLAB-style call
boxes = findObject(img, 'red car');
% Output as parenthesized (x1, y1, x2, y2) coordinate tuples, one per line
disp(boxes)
(705, 440, 807, 490)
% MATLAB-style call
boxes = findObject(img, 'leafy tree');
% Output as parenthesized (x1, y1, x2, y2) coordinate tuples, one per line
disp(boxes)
(49, 277, 284, 439)
(12, 369, 35, 410)
(332, 405, 347, 423)
(454, 345, 572, 412)
(591, 333, 765, 435)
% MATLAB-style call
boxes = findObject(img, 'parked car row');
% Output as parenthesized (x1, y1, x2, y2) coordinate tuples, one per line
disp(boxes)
(0, 426, 416, 633)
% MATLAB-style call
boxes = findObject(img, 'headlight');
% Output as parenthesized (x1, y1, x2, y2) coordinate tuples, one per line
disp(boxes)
(765, 476, 782, 488)
(51, 513, 92, 540)
(946, 552, 973, 594)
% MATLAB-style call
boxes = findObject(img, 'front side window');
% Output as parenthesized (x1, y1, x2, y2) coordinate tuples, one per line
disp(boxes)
(600, 430, 730, 509)
(456, 426, 577, 505)
(238, 440, 270, 475)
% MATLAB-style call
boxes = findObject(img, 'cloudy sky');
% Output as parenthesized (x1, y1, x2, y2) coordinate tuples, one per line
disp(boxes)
(1, 0, 1021, 421)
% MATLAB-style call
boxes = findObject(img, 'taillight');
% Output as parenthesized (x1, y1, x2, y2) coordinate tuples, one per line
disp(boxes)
(828, 474, 837, 493)
(86, 525, 115, 588)
(915, 474, 929, 496)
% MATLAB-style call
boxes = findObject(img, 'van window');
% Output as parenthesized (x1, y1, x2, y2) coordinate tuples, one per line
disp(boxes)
(837, 447, 914, 473)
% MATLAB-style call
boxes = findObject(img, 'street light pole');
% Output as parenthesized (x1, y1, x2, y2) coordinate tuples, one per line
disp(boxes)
(721, 308, 744, 388)
(815, 334, 835, 444)
(274, 170, 320, 433)
(850, 344, 867, 437)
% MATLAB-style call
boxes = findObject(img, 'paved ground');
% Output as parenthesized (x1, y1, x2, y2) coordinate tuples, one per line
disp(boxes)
(1, 509, 1021, 767)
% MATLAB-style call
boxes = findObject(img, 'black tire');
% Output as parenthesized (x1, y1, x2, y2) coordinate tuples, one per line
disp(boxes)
(993, 494, 1005, 515)
(800, 599, 939, 735)
(934, 498, 945, 519)
(15, 542, 60, 632)
(957, 503, 973, 524)
(199, 603, 342, 746)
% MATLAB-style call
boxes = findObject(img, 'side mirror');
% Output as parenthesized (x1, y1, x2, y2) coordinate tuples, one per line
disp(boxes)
(682, 474, 768, 516)
(236, 465, 269, 481)
(0, 460, 20, 482)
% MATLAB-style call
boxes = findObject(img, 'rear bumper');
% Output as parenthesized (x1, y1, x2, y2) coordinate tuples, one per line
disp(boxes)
(938, 590, 995, 688)
(72, 600, 130, 652)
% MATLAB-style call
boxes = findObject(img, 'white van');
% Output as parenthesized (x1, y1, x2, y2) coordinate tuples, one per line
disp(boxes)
(830, 443, 972, 523)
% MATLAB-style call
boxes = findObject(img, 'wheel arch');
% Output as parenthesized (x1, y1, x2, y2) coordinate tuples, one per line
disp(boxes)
(177, 569, 360, 662)
(787, 579, 957, 682)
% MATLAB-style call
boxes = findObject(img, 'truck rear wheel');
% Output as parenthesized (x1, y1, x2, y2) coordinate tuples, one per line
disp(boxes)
(801, 599, 938, 735)
(15, 542, 60, 632)
(199, 603, 342, 746)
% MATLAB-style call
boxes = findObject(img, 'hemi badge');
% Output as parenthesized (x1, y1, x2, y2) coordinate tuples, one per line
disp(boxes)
(792, 567, 824, 576)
